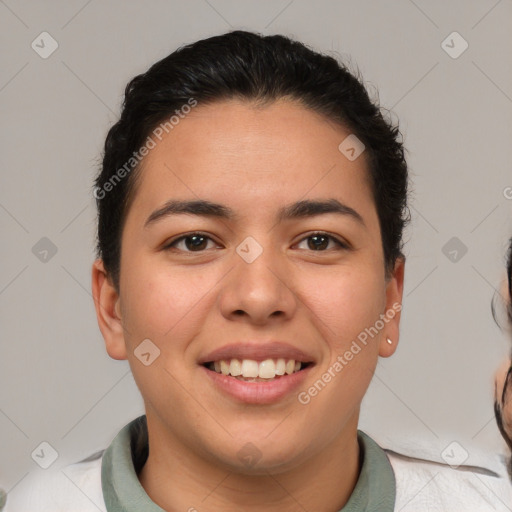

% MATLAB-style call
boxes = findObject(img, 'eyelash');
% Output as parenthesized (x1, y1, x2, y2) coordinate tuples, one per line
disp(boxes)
(163, 231, 350, 253)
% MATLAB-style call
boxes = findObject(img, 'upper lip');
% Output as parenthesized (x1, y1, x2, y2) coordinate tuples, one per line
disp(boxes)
(198, 341, 316, 364)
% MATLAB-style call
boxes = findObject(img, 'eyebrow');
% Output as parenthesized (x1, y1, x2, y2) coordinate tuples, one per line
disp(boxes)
(144, 198, 365, 228)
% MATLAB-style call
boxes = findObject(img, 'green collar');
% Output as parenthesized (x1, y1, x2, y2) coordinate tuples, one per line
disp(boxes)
(101, 415, 395, 511)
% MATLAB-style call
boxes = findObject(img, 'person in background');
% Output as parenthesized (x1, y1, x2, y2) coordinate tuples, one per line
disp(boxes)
(494, 237, 512, 479)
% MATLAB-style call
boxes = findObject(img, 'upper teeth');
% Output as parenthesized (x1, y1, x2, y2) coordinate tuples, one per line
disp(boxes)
(212, 358, 302, 379)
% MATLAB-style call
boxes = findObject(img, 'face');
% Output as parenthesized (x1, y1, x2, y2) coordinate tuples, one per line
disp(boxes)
(495, 277, 512, 446)
(92, 98, 404, 474)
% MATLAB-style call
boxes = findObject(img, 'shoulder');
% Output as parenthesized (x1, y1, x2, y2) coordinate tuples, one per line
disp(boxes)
(3, 451, 106, 512)
(385, 448, 512, 511)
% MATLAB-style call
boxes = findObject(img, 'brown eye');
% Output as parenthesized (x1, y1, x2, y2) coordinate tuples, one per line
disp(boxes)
(165, 233, 217, 252)
(296, 232, 348, 251)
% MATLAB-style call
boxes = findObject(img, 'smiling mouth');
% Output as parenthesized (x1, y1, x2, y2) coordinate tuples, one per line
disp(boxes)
(203, 358, 312, 382)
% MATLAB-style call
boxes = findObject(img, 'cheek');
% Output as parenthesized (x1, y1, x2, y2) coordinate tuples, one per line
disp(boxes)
(496, 360, 511, 396)
(119, 261, 215, 407)
(121, 254, 219, 342)
(301, 266, 386, 350)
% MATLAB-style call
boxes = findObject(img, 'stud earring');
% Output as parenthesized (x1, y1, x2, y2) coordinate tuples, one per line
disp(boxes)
(386, 338, 393, 345)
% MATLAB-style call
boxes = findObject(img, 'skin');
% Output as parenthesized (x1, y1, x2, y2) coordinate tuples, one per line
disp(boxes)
(92, 98, 405, 511)
(496, 357, 512, 441)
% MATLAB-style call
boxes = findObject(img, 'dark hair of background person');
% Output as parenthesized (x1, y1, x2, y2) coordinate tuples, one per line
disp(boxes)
(93, 29, 410, 293)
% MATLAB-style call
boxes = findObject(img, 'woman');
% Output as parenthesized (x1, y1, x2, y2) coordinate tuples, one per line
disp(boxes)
(4, 30, 512, 511)
(495, 238, 512, 479)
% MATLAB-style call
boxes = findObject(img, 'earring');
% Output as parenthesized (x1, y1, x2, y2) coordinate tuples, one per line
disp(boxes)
(386, 338, 393, 345)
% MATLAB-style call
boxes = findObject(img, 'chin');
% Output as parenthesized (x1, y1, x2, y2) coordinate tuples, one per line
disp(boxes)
(206, 435, 310, 476)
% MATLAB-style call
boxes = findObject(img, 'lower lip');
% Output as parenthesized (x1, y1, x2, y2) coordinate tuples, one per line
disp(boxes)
(201, 365, 313, 404)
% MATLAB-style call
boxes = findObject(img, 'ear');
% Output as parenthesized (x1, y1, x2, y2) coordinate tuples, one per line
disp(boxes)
(379, 256, 405, 358)
(91, 258, 127, 360)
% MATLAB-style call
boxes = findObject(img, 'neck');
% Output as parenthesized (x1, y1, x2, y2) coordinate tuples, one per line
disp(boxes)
(138, 413, 361, 512)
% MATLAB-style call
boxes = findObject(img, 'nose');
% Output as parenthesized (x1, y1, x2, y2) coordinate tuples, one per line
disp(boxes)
(218, 241, 298, 326)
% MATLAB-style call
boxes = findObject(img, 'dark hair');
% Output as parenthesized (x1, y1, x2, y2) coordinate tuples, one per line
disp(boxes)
(94, 30, 409, 292)
(506, 237, 512, 324)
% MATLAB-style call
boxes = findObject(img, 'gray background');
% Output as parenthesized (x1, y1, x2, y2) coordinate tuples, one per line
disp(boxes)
(1, 0, 512, 494)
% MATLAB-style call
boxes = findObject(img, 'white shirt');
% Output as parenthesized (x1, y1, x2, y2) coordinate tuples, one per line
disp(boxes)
(3, 416, 512, 511)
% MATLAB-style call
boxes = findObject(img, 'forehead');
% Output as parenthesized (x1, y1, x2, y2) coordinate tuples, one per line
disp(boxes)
(126, 98, 378, 229)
